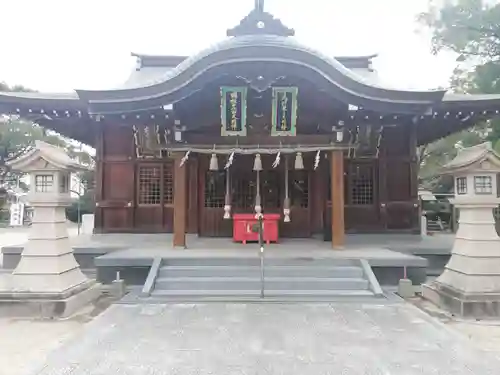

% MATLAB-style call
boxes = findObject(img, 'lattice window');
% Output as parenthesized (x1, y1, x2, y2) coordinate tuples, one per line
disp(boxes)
(163, 162, 173, 204)
(456, 177, 467, 195)
(35, 175, 54, 193)
(290, 170, 309, 208)
(350, 164, 374, 205)
(232, 172, 256, 209)
(204, 171, 226, 208)
(262, 171, 281, 209)
(138, 165, 161, 205)
(474, 176, 492, 194)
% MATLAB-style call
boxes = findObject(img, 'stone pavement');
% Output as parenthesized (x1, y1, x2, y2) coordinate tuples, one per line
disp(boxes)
(0, 318, 84, 375)
(28, 302, 500, 374)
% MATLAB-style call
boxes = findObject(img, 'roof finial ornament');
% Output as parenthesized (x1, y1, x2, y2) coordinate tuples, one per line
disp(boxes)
(227, 0, 294, 37)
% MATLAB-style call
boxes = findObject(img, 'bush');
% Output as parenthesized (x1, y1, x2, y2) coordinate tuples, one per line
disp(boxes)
(66, 201, 93, 223)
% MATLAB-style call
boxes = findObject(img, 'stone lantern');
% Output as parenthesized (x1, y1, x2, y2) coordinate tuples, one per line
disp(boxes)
(0, 141, 99, 317)
(423, 142, 500, 317)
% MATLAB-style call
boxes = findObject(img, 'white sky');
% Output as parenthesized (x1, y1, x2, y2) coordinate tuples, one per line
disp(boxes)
(0, 0, 458, 92)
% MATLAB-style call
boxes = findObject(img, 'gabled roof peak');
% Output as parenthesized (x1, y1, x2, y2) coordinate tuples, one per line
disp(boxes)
(227, 1, 294, 37)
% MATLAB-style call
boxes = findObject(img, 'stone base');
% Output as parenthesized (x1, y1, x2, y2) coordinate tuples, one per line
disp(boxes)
(0, 280, 101, 318)
(422, 281, 500, 318)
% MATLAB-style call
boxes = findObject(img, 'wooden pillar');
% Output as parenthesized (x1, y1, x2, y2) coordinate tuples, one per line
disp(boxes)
(93, 125, 104, 233)
(331, 150, 345, 248)
(173, 154, 187, 247)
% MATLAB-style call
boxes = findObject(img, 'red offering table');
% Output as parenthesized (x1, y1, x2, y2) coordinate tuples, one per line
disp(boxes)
(232, 213, 280, 244)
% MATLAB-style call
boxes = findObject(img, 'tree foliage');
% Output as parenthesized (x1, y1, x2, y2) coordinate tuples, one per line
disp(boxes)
(0, 82, 95, 204)
(417, 0, 500, 190)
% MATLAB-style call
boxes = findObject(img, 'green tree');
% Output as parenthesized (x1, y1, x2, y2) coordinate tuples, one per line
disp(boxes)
(0, 82, 94, 189)
(417, 0, 500, 189)
(1, 82, 96, 223)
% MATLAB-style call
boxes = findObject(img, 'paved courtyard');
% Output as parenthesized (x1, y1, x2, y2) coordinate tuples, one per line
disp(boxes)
(24, 302, 500, 374)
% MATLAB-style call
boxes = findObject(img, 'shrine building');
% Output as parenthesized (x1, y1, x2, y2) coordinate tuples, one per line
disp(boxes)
(2, 3, 500, 249)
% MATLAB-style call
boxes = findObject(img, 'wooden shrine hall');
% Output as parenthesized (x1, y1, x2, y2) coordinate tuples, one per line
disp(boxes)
(3, 1, 500, 249)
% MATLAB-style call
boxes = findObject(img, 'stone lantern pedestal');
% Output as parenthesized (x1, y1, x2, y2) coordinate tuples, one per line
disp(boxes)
(0, 141, 100, 318)
(423, 142, 500, 317)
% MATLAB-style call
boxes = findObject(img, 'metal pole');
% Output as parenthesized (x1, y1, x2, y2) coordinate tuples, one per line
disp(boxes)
(258, 214, 265, 298)
(77, 198, 81, 235)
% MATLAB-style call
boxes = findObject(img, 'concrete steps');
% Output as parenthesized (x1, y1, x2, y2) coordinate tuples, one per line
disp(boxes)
(158, 265, 364, 278)
(155, 276, 369, 291)
(148, 257, 383, 301)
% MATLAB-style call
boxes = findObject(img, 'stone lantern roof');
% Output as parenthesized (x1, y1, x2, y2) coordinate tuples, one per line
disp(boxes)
(442, 142, 500, 175)
(6, 140, 88, 172)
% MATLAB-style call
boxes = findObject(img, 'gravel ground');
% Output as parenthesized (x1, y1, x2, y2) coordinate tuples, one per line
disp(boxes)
(2, 227, 500, 374)
(0, 317, 85, 375)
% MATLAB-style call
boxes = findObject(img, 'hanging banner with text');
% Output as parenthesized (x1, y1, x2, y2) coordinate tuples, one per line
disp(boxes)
(220, 86, 247, 136)
(272, 87, 298, 136)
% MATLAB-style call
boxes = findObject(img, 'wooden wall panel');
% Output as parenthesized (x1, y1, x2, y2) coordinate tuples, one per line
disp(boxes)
(310, 160, 326, 234)
(386, 161, 411, 202)
(103, 163, 135, 201)
(102, 208, 133, 233)
(163, 208, 174, 232)
(378, 124, 419, 232)
(99, 124, 135, 233)
(135, 207, 163, 231)
(103, 126, 134, 158)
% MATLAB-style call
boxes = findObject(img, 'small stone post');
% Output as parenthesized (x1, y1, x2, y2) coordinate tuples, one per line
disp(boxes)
(422, 142, 500, 317)
(0, 141, 100, 317)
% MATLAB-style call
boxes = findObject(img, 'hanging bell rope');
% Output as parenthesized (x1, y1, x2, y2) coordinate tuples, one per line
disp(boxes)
(223, 166, 232, 219)
(155, 125, 161, 145)
(132, 125, 140, 158)
(209, 153, 219, 171)
(163, 128, 169, 145)
(283, 156, 291, 223)
(255, 170, 262, 218)
(253, 153, 263, 217)
(294, 152, 304, 170)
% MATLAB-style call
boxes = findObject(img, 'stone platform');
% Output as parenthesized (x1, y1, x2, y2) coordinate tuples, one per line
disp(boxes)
(0, 279, 101, 318)
(1, 233, 454, 287)
(424, 281, 500, 318)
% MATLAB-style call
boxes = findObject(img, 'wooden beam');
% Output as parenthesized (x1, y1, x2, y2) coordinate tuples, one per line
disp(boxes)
(173, 153, 187, 247)
(330, 150, 345, 248)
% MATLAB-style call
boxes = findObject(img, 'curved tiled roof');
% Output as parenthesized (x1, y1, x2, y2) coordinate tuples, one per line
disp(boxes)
(76, 35, 445, 115)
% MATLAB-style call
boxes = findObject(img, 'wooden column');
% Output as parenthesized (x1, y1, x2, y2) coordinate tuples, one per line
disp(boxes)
(173, 154, 187, 247)
(93, 125, 104, 233)
(331, 150, 345, 248)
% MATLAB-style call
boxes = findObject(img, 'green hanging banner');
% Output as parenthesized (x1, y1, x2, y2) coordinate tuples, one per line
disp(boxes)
(220, 86, 247, 136)
(271, 87, 298, 136)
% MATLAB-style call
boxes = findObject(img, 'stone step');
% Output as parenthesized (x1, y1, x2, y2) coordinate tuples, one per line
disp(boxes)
(154, 276, 369, 291)
(151, 289, 374, 298)
(158, 265, 364, 278)
(164, 258, 358, 267)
